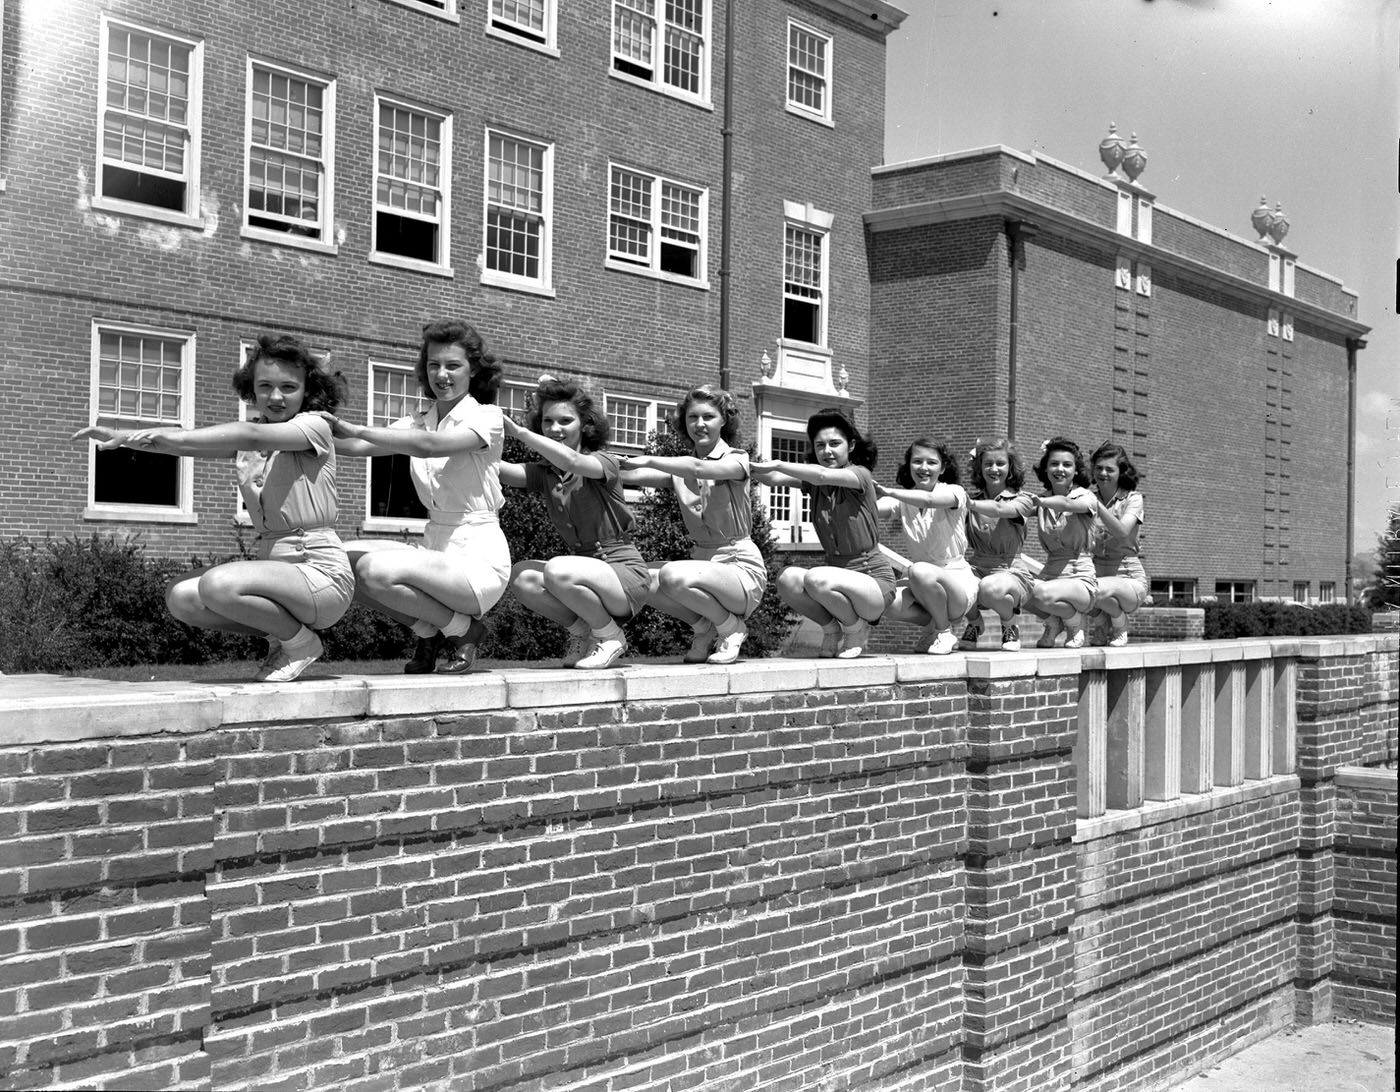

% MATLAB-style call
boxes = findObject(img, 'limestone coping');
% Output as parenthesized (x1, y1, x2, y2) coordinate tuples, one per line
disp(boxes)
(1073, 774, 1303, 843)
(0, 635, 1392, 746)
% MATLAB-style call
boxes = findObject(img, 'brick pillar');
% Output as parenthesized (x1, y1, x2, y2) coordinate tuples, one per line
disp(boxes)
(961, 658, 1079, 1092)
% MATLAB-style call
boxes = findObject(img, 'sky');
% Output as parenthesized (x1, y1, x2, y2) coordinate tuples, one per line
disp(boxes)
(883, 0, 1398, 556)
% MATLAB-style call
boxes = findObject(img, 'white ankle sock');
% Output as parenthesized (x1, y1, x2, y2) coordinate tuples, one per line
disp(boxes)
(716, 613, 743, 637)
(440, 612, 474, 638)
(568, 619, 592, 637)
(410, 619, 438, 639)
(282, 626, 318, 656)
(592, 620, 625, 641)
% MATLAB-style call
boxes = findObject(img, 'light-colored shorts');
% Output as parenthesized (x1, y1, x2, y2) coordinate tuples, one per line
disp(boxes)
(690, 538, 768, 618)
(262, 529, 355, 629)
(1035, 554, 1098, 598)
(423, 517, 512, 614)
(973, 557, 1037, 608)
(1094, 555, 1150, 610)
(901, 557, 980, 609)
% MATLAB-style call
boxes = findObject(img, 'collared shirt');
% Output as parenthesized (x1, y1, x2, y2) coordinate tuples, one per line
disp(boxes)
(900, 484, 969, 566)
(390, 396, 504, 521)
(523, 450, 636, 552)
(1091, 489, 1144, 562)
(966, 488, 1035, 570)
(1038, 486, 1096, 561)
(672, 440, 753, 548)
(236, 413, 338, 535)
(803, 465, 882, 557)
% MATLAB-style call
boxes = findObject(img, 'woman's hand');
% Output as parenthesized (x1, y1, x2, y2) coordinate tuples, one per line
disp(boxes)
(313, 411, 358, 439)
(618, 453, 652, 471)
(502, 414, 524, 439)
(72, 425, 130, 449)
(874, 481, 892, 498)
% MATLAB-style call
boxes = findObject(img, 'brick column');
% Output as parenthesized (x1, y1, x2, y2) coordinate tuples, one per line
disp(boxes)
(960, 656, 1079, 1092)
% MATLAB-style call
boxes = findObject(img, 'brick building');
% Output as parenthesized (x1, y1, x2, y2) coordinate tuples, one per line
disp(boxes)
(0, 0, 902, 556)
(864, 146, 1370, 604)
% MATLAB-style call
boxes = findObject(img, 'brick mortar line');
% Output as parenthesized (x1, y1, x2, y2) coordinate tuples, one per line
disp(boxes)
(0, 1027, 204, 1081)
(1329, 907, 1400, 929)
(1077, 842, 1299, 918)
(0, 868, 208, 912)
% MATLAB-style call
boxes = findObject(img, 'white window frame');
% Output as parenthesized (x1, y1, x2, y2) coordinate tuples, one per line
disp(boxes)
(232, 341, 255, 526)
(757, 416, 815, 545)
(498, 380, 534, 422)
(604, 393, 661, 453)
(1215, 580, 1256, 604)
(371, 95, 452, 276)
(785, 19, 832, 127)
(1291, 580, 1309, 603)
(242, 57, 337, 253)
(1150, 577, 1197, 602)
(362, 360, 430, 535)
(93, 15, 204, 227)
(610, 0, 711, 108)
(487, 0, 558, 54)
(84, 321, 197, 524)
(481, 127, 554, 296)
(605, 163, 709, 288)
(1318, 582, 1336, 604)
(382, 0, 459, 22)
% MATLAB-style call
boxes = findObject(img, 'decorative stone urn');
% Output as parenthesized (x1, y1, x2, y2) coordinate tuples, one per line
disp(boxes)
(1099, 123, 1127, 178)
(1251, 196, 1273, 241)
(1121, 133, 1147, 183)
(1267, 202, 1289, 244)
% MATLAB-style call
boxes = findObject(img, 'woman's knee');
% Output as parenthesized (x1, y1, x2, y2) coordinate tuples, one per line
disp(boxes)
(165, 577, 204, 622)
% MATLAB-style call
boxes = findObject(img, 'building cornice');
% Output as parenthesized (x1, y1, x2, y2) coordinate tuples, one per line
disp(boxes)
(863, 190, 1370, 340)
(803, 0, 908, 34)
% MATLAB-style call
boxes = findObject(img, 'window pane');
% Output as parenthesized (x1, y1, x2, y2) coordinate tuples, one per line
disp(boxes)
(96, 332, 184, 425)
(614, 0, 656, 64)
(609, 397, 650, 448)
(493, 0, 547, 36)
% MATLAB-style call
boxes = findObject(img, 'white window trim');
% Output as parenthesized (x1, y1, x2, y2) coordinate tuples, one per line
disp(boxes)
(84, 321, 197, 524)
(756, 415, 815, 544)
(498, 380, 535, 422)
(92, 15, 205, 228)
(381, 0, 459, 22)
(370, 94, 453, 277)
(605, 162, 710, 289)
(232, 341, 255, 526)
(241, 56, 337, 254)
(604, 392, 661, 452)
(481, 126, 555, 296)
(779, 202, 833, 388)
(785, 19, 833, 128)
(486, 0, 559, 55)
(1318, 582, 1336, 604)
(609, 0, 713, 109)
(362, 359, 429, 535)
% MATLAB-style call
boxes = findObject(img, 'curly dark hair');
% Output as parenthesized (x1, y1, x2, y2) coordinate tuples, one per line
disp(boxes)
(232, 333, 348, 414)
(527, 377, 610, 452)
(967, 437, 1025, 495)
(416, 319, 501, 405)
(895, 438, 961, 489)
(1089, 441, 1141, 492)
(1033, 436, 1092, 490)
(672, 385, 741, 446)
(806, 407, 877, 469)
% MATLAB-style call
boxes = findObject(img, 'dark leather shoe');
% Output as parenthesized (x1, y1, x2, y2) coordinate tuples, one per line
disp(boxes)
(403, 636, 440, 674)
(437, 617, 487, 674)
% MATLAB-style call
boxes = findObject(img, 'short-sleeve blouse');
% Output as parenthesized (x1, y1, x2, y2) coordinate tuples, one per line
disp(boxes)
(391, 397, 504, 519)
(900, 484, 969, 566)
(802, 465, 882, 559)
(236, 413, 338, 536)
(966, 489, 1035, 570)
(1037, 487, 1096, 561)
(671, 440, 753, 547)
(1091, 490, 1144, 563)
(523, 450, 636, 553)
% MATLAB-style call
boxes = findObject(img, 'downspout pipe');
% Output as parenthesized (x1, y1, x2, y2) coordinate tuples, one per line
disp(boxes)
(1345, 336, 1365, 602)
(718, 0, 736, 390)
(1003, 220, 1037, 442)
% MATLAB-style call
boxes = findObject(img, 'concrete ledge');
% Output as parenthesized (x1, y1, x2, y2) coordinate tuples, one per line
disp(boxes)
(1335, 765, 1398, 791)
(1073, 774, 1301, 842)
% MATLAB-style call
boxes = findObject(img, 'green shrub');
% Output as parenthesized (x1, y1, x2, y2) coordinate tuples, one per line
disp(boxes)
(1196, 600, 1372, 639)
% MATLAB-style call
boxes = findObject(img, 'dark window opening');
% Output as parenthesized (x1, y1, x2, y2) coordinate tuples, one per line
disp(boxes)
(94, 447, 180, 507)
(376, 212, 438, 263)
(493, 18, 546, 43)
(660, 242, 697, 278)
(248, 214, 319, 239)
(614, 57, 653, 81)
(370, 454, 428, 520)
(783, 299, 819, 344)
(101, 165, 186, 212)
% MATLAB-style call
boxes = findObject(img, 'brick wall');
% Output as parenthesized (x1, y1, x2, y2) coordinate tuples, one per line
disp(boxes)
(1330, 767, 1396, 1021)
(1, 635, 1394, 1090)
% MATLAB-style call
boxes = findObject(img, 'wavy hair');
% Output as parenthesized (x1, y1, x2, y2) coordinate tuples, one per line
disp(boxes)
(896, 438, 961, 489)
(672, 385, 741, 446)
(967, 437, 1025, 496)
(416, 319, 501, 405)
(232, 333, 348, 415)
(1089, 441, 1141, 492)
(1033, 436, 1091, 490)
(527, 377, 610, 452)
(806, 408, 877, 470)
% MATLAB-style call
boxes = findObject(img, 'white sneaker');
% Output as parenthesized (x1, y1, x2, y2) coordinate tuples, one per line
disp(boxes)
(562, 632, 594, 667)
(837, 619, 870, 659)
(1063, 613, 1087, 649)
(576, 637, 625, 669)
(927, 629, 957, 656)
(257, 638, 283, 674)
(1000, 622, 1021, 652)
(257, 633, 323, 683)
(1037, 615, 1062, 648)
(684, 622, 716, 663)
(1107, 613, 1130, 647)
(707, 625, 747, 665)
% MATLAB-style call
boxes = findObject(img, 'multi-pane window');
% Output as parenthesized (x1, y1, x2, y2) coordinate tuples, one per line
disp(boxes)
(245, 61, 334, 245)
(499, 382, 533, 422)
(607, 166, 706, 282)
(611, 0, 708, 101)
(385, 0, 455, 17)
(373, 99, 449, 268)
(484, 130, 551, 288)
(783, 225, 825, 345)
(367, 364, 429, 522)
(1292, 581, 1310, 603)
(88, 325, 193, 514)
(97, 19, 202, 218)
(606, 395, 658, 452)
(1150, 578, 1196, 603)
(1319, 582, 1336, 604)
(787, 21, 831, 124)
(490, 0, 555, 48)
(1215, 580, 1256, 604)
(764, 429, 813, 536)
